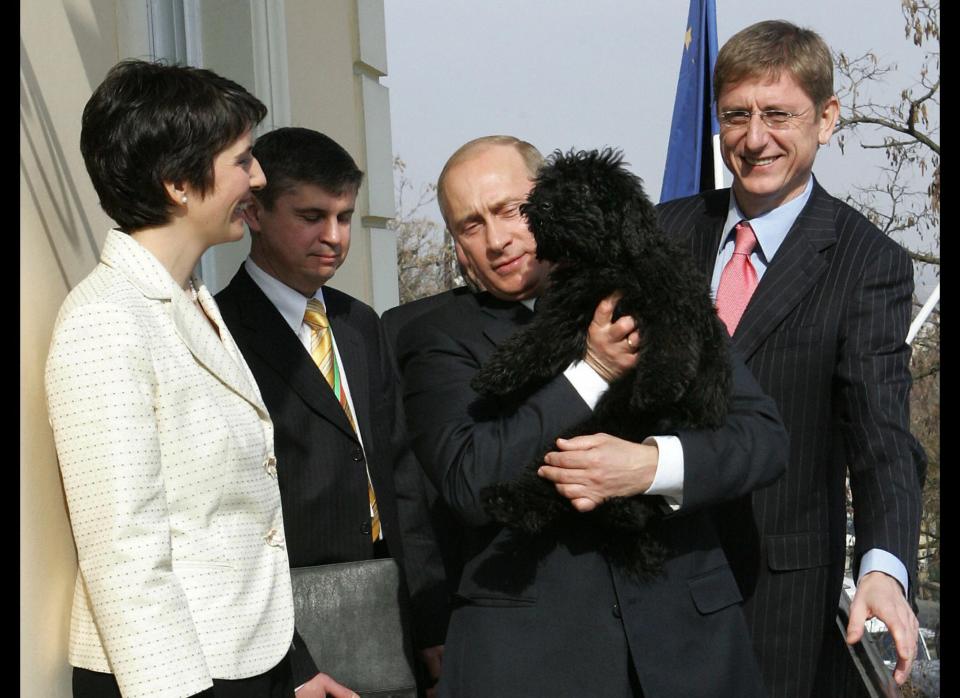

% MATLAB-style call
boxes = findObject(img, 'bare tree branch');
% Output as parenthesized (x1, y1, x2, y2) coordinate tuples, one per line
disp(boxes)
(837, 1, 940, 606)
(837, 113, 939, 155)
(390, 157, 464, 303)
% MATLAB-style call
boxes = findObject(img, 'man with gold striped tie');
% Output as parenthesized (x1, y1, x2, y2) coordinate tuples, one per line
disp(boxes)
(217, 127, 447, 698)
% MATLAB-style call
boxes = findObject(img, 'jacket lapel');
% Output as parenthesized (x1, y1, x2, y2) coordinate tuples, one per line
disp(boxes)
(689, 189, 729, 277)
(731, 182, 837, 359)
(99, 231, 268, 415)
(230, 269, 358, 441)
(477, 293, 534, 347)
(171, 284, 268, 414)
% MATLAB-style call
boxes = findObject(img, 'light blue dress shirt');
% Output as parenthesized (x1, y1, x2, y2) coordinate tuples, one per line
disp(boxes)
(712, 177, 908, 595)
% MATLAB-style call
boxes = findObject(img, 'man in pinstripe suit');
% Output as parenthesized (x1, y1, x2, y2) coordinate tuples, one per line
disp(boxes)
(656, 20, 926, 698)
(217, 128, 447, 697)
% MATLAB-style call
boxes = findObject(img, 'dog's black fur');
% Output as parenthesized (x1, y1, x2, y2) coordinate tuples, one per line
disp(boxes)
(473, 148, 732, 580)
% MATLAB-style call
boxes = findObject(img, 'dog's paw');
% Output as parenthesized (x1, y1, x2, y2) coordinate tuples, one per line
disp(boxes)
(599, 497, 658, 531)
(481, 482, 559, 534)
(603, 532, 667, 582)
(483, 483, 529, 526)
(472, 364, 526, 397)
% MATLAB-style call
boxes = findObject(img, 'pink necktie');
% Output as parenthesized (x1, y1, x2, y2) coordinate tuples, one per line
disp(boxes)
(715, 221, 759, 335)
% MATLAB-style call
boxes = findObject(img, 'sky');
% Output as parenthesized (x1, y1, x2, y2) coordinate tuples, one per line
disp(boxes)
(381, 1, 939, 295)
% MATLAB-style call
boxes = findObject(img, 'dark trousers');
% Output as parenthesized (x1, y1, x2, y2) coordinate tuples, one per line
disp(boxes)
(72, 653, 294, 698)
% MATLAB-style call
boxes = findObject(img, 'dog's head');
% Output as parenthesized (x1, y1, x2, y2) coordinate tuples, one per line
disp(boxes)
(521, 148, 660, 265)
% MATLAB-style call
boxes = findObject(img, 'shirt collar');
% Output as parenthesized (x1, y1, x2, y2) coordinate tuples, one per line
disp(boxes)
(722, 175, 814, 262)
(244, 257, 326, 334)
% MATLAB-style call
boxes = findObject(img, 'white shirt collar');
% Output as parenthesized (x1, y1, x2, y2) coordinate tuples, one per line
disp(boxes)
(244, 257, 326, 333)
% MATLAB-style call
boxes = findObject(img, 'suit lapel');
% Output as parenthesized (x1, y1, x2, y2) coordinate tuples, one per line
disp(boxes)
(99, 231, 268, 415)
(689, 189, 729, 277)
(732, 182, 837, 359)
(692, 217, 725, 278)
(170, 286, 268, 414)
(476, 293, 534, 347)
(230, 269, 358, 441)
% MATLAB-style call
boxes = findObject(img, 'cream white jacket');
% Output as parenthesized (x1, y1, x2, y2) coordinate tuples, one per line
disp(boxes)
(45, 231, 294, 698)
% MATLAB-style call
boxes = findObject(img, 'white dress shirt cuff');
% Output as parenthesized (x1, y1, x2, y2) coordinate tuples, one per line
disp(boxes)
(644, 435, 684, 510)
(858, 549, 909, 596)
(563, 360, 608, 409)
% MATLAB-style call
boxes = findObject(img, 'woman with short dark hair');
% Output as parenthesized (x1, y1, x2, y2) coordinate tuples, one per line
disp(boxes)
(45, 59, 297, 698)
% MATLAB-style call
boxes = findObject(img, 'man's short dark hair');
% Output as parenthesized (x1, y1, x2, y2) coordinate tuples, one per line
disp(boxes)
(80, 59, 267, 232)
(252, 127, 365, 210)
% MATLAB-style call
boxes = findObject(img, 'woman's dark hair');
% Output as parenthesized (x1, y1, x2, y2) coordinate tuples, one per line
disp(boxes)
(80, 59, 267, 232)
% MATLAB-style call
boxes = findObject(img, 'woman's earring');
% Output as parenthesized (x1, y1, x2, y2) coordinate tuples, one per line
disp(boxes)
(180, 194, 188, 204)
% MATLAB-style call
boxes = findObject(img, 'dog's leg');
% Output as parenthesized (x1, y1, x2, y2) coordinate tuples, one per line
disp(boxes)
(482, 465, 572, 534)
(592, 498, 667, 581)
(606, 529, 667, 582)
(671, 316, 732, 428)
(472, 319, 560, 396)
(473, 281, 601, 397)
(623, 316, 698, 413)
(513, 274, 622, 384)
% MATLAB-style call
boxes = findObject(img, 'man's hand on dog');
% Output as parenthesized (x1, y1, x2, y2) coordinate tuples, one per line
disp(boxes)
(583, 292, 640, 382)
(538, 433, 658, 512)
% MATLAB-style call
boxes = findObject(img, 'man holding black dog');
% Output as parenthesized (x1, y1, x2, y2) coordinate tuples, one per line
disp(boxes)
(389, 135, 788, 697)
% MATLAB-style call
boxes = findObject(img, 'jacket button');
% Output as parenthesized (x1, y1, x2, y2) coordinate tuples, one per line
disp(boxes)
(264, 455, 277, 477)
(612, 602, 622, 618)
(360, 521, 371, 535)
(352, 448, 364, 462)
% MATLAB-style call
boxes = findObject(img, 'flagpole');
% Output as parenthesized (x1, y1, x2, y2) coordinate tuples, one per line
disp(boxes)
(709, 0, 722, 191)
(712, 133, 724, 190)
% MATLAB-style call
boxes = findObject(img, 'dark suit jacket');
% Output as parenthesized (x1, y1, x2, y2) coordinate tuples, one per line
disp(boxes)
(382, 287, 473, 599)
(658, 181, 925, 697)
(382, 288, 472, 344)
(216, 267, 448, 686)
(395, 290, 788, 698)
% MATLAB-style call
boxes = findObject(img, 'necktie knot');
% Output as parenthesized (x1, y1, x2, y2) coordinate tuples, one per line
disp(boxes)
(303, 299, 330, 331)
(733, 220, 757, 256)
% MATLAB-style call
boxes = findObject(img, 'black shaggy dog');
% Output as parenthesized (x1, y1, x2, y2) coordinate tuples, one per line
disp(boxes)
(473, 147, 732, 580)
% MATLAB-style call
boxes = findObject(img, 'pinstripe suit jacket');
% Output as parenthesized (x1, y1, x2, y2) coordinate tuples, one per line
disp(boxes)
(45, 231, 295, 698)
(658, 182, 925, 697)
(216, 267, 449, 685)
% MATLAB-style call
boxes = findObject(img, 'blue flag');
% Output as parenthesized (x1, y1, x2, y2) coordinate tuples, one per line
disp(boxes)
(659, 0, 720, 203)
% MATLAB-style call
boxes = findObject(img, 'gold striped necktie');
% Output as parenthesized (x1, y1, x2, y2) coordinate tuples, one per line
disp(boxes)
(303, 298, 381, 541)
